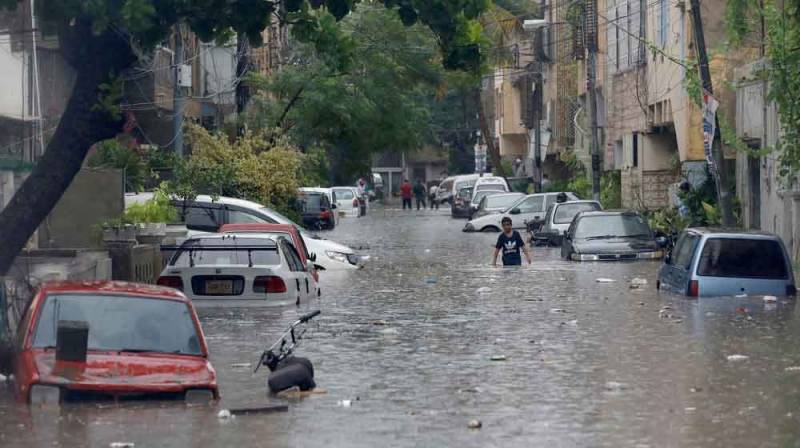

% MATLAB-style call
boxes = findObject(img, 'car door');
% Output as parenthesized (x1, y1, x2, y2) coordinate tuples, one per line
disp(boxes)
(510, 196, 545, 228)
(282, 239, 310, 303)
(659, 231, 699, 293)
(561, 219, 578, 259)
(278, 239, 304, 303)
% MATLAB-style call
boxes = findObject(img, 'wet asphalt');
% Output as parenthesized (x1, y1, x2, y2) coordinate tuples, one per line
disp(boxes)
(2, 205, 800, 447)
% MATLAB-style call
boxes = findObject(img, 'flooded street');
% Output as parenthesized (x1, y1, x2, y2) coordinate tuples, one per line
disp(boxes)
(3, 208, 800, 447)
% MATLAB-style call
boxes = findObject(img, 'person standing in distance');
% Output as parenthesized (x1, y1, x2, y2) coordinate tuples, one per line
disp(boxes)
(492, 217, 532, 266)
(400, 179, 413, 210)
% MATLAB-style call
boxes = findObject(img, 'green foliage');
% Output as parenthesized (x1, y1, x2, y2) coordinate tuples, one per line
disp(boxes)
(87, 139, 148, 192)
(92, 73, 124, 120)
(543, 151, 591, 199)
(121, 186, 177, 224)
(600, 171, 621, 209)
(248, 5, 447, 182)
(646, 207, 689, 236)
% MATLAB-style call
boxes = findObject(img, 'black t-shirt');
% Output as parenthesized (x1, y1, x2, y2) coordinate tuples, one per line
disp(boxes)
(496, 231, 525, 265)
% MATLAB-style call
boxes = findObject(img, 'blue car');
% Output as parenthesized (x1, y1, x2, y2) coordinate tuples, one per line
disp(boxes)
(657, 228, 797, 297)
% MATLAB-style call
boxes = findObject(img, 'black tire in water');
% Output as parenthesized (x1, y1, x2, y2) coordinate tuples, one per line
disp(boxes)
(268, 363, 315, 393)
(279, 356, 315, 378)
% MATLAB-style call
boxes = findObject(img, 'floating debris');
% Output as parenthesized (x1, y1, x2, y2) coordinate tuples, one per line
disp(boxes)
(230, 405, 289, 416)
(467, 419, 483, 429)
(604, 381, 627, 391)
(476, 287, 492, 294)
(338, 400, 353, 408)
(596, 278, 615, 283)
(726, 354, 750, 362)
(785, 366, 800, 372)
(217, 409, 233, 419)
(629, 278, 648, 289)
(110, 443, 135, 448)
(550, 308, 567, 313)
(425, 276, 438, 284)
(369, 320, 389, 326)
(763, 295, 778, 303)
(459, 387, 482, 394)
(230, 363, 252, 369)
(490, 355, 507, 361)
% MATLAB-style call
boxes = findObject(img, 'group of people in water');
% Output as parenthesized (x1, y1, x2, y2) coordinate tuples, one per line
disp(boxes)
(399, 179, 439, 211)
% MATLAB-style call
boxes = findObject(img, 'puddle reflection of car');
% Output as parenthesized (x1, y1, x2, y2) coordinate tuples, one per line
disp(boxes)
(14, 281, 217, 404)
(657, 228, 797, 297)
(158, 234, 317, 305)
(561, 210, 666, 261)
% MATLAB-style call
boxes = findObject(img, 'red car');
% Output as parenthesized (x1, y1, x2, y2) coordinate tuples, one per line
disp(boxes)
(219, 223, 321, 284)
(14, 281, 218, 404)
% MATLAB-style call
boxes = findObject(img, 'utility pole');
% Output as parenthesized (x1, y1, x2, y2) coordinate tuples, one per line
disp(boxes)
(688, 0, 734, 226)
(533, 72, 543, 192)
(236, 33, 252, 116)
(586, 0, 601, 201)
(173, 25, 185, 157)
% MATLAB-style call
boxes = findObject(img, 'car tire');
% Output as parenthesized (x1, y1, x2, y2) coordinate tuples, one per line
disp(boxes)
(268, 363, 316, 393)
(278, 356, 315, 379)
(482, 226, 500, 233)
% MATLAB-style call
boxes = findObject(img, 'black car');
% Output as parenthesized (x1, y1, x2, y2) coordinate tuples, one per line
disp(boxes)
(561, 210, 667, 261)
(297, 192, 336, 230)
(451, 186, 474, 218)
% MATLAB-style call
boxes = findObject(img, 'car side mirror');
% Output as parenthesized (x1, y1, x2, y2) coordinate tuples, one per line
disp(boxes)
(310, 252, 317, 262)
(655, 236, 669, 248)
(510, 208, 521, 215)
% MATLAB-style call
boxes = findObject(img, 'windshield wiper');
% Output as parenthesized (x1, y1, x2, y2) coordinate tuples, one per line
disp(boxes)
(583, 234, 620, 240)
(619, 234, 652, 239)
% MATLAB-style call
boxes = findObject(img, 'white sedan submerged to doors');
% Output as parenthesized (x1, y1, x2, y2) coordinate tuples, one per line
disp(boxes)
(157, 234, 318, 305)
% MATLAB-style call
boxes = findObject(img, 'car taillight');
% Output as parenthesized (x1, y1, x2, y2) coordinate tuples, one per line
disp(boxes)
(254, 276, 287, 293)
(787, 284, 797, 296)
(320, 210, 330, 219)
(157, 276, 184, 291)
(688, 280, 699, 297)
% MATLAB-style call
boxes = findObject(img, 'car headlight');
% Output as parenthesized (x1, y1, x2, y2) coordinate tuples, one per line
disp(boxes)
(638, 250, 664, 259)
(326, 251, 349, 263)
(30, 384, 61, 405)
(571, 253, 599, 261)
(346, 253, 361, 265)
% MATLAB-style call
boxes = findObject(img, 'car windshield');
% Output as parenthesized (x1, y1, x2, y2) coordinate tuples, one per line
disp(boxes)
(170, 238, 281, 266)
(472, 191, 497, 204)
(298, 193, 325, 212)
(458, 188, 473, 199)
(334, 189, 355, 200)
(455, 180, 475, 190)
(697, 238, 788, 279)
(260, 207, 298, 226)
(487, 194, 524, 209)
(32, 294, 202, 356)
(574, 214, 652, 239)
(475, 184, 505, 192)
(554, 203, 602, 224)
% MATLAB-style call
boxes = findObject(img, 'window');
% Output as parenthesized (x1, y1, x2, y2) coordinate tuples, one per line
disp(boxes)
(334, 189, 355, 200)
(632, 134, 639, 167)
(299, 194, 325, 212)
(171, 237, 281, 267)
(282, 240, 306, 272)
(554, 203, 602, 224)
(671, 232, 699, 269)
(181, 204, 222, 232)
(697, 238, 788, 279)
(33, 294, 202, 356)
(489, 194, 524, 209)
(659, 0, 669, 47)
(517, 196, 544, 213)
(228, 209, 269, 224)
(574, 214, 652, 239)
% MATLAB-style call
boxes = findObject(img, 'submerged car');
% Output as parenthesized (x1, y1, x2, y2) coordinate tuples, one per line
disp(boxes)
(561, 210, 665, 261)
(657, 228, 797, 297)
(15, 281, 217, 404)
(464, 192, 579, 232)
(534, 200, 602, 246)
(124, 193, 362, 270)
(158, 234, 317, 305)
(469, 192, 526, 222)
(468, 190, 505, 219)
(451, 186, 474, 218)
(297, 189, 337, 230)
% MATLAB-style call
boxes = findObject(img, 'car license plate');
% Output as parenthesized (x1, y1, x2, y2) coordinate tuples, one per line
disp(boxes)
(206, 280, 233, 295)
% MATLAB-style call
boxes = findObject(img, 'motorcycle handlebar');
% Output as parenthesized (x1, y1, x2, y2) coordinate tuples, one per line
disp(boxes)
(298, 310, 321, 324)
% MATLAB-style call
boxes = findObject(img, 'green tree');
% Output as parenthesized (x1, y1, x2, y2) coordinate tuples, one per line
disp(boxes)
(0, 0, 490, 275)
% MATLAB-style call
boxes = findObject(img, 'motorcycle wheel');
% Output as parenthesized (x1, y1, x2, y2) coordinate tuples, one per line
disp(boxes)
(268, 363, 316, 393)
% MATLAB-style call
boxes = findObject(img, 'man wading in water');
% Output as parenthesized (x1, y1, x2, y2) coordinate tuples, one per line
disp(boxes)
(492, 217, 532, 266)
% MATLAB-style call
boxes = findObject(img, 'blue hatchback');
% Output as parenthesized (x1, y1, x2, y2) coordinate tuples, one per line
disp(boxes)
(657, 228, 797, 297)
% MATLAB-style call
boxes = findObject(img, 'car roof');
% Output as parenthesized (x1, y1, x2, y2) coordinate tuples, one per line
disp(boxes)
(555, 200, 601, 206)
(183, 234, 279, 247)
(685, 227, 782, 238)
(126, 192, 267, 212)
(219, 223, 297, 234)
(299, 187, 332, 193)
(575, 210, 640, 217)
(39, 281, 190, 303)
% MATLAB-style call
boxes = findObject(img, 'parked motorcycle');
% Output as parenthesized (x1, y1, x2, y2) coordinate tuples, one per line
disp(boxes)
(255, 310, 321, 393)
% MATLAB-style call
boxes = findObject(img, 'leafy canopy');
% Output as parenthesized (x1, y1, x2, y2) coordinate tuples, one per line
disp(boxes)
(0, 0, 490, 71)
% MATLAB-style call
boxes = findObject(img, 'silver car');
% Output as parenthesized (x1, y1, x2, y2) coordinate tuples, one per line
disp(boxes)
(657, 229, 797, 297)
(535, 200, 602, 246)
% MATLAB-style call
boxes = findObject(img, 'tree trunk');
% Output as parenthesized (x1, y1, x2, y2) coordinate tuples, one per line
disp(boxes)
(0, 20, 135, 276)
(475, 89, 506, 177)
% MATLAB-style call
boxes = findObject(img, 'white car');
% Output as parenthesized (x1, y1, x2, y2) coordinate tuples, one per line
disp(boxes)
(534, 200, 603, 246)
(125, 193, 363, 270)
(463, 192, 579, 232)
(436, 174, 481, 205)
(332, 186, 361, 218)
(299, 187, 340, 228)
(473, 176, 509, 193)
(157, 234, 317, 305)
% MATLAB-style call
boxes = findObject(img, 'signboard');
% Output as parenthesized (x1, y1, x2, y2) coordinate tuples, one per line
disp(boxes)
(702, 91, 719, 174)
(474, 142, 487, 174)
